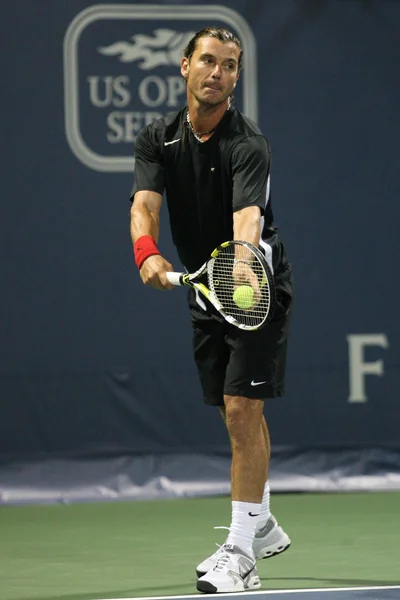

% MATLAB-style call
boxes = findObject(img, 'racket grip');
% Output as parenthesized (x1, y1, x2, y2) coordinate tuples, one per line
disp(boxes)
(166, 271, 184, 286)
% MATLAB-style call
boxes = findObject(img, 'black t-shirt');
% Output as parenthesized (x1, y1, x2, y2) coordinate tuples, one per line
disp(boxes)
(131, 106, 288, 274)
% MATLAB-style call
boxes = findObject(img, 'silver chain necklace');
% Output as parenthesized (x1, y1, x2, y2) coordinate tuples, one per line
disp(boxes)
(186, 99, 231, 143)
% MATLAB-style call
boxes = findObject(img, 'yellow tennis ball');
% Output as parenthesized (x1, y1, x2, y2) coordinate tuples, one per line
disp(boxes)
(233, 285, 254, 309)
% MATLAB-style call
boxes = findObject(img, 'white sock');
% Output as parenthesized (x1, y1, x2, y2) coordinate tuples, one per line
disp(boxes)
(225, 500, 261, 556)
(257, 481, 271, 531)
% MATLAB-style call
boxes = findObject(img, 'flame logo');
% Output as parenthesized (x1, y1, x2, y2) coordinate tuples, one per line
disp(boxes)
(98, 29, 196, 70)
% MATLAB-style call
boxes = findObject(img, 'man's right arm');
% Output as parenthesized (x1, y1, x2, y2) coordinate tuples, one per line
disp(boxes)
(130, 191, 174, 290)
(130, 190, 162, 244)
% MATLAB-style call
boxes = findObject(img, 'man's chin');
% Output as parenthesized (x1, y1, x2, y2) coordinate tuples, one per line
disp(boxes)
(198, 93, 230, 108)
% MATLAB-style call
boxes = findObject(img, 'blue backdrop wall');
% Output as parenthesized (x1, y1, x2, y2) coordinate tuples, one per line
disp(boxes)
(1, 0, 399, 502)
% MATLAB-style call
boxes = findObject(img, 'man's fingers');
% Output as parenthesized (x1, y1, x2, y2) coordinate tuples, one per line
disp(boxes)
(159, 275, 174, 290)
(159, 261, 174, 289)
(141, 273, 172, 290)
(140, 258, 175, 290)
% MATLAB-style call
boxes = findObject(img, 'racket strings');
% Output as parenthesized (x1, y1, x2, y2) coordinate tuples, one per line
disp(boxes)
(209, 244, 271, 327)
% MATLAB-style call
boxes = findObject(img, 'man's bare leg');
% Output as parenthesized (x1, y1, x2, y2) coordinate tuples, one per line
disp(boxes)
(220, 403, 271, 531)
(220, 395, 267, 553)
(196, 400, 290, 586)
(220, 406, 271, 476)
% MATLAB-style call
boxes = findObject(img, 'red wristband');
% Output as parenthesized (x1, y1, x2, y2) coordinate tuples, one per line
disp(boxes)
(134, 235, 161, 270)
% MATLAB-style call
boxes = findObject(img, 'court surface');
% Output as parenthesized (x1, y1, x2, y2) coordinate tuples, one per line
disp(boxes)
(105, 589, 400, 600)
(1, 493, 400, 600)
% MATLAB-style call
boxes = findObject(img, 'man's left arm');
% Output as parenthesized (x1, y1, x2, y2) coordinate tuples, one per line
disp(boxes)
(231, 134, 270, 246)
(233, 205, 261, 246)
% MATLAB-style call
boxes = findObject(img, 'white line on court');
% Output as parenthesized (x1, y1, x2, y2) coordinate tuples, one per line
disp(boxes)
(93, 584, 400, 600)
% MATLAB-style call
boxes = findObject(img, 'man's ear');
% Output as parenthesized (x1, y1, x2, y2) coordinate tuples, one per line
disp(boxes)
(181, 56, 189, 79)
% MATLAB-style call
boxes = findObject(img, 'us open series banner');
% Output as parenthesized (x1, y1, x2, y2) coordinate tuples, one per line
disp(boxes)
(64, 4, 257, 171)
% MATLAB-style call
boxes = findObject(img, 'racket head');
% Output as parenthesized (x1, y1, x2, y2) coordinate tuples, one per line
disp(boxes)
(207, 240, 275, 330)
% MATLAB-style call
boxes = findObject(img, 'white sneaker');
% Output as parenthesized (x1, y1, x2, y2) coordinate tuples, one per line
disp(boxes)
(196, 544, 261, 594)
(253, 515, 291, 559)
(196, 515, 290, 578)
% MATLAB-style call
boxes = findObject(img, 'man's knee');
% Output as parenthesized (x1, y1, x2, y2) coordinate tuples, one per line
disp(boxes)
(224, 395, 264, 445)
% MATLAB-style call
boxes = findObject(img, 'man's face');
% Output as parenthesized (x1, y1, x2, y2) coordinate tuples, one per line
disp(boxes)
(181, 36, 240, 107)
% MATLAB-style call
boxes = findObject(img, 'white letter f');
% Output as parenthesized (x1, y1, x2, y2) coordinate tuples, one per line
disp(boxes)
(347, 334, 389, 403)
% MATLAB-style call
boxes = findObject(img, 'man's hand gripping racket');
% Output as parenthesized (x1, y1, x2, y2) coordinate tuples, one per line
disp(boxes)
(166, 240, 275, 331)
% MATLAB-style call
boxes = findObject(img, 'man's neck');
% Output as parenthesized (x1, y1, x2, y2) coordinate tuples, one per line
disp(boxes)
(187, 96, 231, 135)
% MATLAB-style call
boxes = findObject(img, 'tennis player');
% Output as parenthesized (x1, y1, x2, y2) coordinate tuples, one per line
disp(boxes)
(130, 27, 293, 594)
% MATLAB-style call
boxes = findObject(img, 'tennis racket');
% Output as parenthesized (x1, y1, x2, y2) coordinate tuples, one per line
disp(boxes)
(166, 240, 275, 331)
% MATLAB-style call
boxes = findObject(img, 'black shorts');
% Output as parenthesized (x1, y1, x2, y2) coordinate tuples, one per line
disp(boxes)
(188, 264, 294, 406)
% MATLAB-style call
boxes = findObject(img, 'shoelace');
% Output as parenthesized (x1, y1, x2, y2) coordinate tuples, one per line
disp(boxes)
(214, 549, 232, 572)
(212, 527, 235, 573)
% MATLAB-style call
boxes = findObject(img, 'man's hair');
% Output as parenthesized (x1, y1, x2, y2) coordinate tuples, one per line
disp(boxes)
(183, 27, 243, 72)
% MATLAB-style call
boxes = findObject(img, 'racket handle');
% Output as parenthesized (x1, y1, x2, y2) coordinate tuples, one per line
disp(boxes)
(166, 271, 184, 286)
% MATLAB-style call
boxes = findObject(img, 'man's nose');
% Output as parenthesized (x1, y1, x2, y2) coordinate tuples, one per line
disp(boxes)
(211, 63, 222, 78)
